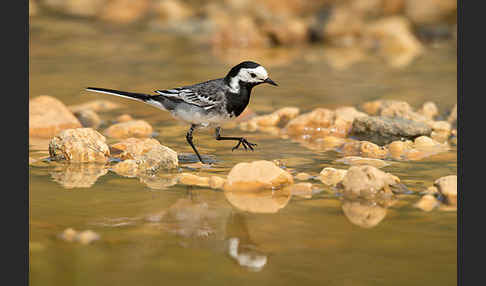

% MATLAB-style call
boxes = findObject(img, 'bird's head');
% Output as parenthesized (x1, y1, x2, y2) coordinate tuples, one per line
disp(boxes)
(225, 61, 278, 92)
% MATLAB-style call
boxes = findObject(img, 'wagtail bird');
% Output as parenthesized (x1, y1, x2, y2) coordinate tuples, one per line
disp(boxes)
(86, 61, 278, 164)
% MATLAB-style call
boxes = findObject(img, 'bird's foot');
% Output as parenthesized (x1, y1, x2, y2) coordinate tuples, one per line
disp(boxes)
(232, 138, 257, 151)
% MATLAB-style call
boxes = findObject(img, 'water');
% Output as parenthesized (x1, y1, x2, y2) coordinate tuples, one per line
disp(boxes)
(29, 16, 457, 285)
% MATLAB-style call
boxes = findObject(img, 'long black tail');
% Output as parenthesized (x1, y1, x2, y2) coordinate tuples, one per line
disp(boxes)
(85, 87, 167, 110)
(85, 87, 152, 101)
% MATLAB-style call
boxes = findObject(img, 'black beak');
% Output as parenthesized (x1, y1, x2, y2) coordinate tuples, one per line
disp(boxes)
(264, 78, 278, 86)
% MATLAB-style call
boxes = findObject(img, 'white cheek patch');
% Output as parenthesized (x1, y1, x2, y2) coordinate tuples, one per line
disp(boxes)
(229, 66, 269, 93)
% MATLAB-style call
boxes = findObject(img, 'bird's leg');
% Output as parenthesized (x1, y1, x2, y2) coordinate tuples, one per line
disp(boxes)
(186, 124, 205, 163)
(215, 127, 257, 151)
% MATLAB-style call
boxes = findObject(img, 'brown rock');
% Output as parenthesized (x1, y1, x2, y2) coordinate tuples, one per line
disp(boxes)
(363, 16, 423, 67)
(418, 101, 439, 120)
(116, 114, 134, 123)
(64, 0, 106, 17)
(223, 160, 294, 192)
(404, 0, 457, 25)
(153, 0, 194, 22)
(30, 96, 82, 138)
(295, 172, 312, 181)
(387, 140, 412, 159)
(359, 141, 388, 159)
(319, 167, 347, 186)
(434, 175, 457, 206)
(110, 138, 162, 160)
(99, 0, 150, 24)
(211, 15, 268, 49)
(285, 108, 334, 137)
(284, 182, 313, 198)
(341, 165, 400, 197)
(104, 120, 153, 139)
(262, 17, 308, 46)
(48, 128, 110, 163)
(68, 100, 122, 113)
(136, 145, 179, 172)
(414, 194, 439, 212)
(74, 109, 101, 129)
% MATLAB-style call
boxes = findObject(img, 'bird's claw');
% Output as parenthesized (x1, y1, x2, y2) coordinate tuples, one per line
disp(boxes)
(232, 138, 257, 151)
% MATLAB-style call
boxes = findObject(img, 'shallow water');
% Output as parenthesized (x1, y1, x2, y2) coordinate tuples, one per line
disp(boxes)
(29, 16, 457, 286)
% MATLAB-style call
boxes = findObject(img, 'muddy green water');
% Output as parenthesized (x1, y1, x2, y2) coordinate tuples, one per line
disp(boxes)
(29, 16, 457, 286)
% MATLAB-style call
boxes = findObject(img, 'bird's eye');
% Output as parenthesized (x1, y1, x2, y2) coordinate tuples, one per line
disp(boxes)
(250, 73, 256, 78)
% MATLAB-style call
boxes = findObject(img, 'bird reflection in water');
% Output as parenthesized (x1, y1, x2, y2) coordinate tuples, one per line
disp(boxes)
(225, 213, 268, 271)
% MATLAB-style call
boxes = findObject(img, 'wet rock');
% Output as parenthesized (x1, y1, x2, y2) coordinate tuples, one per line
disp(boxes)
(342, 199, 387, 228)
(284, 182, 313, 198)
(336, 156, 390, 168)
(136, 145, 179, 172)
(350, 116, 432, 145)
(262, 17, 308, 46)
(322, 4, 365, 47)
(413, 136, 440, 148)
(50, 163, 108, 189)
(322, 46, 368, 70)
(418, 101, 439, 120)
(295, 172, 312, 181)
(49, 128, 110, 163)
(115, 114, 134, 123)
(339, 140, 389, 159)
(362, 16, 423, 67)
(104, 120, 153, 139)
(414, 194, 439, 212)
(110, 138, 162, 160)
(74, 109, 101, 129)
(153, 0, 194, 22)
(240, 107, 300, 131)
(341, 165, 400, 197)
(99, 0, 150, 24)
(284, 107, 367, 141)
(65, 0, 106, 17)
(404, 0, 457, 25)
(30, 96, 82, 138)
(434, 175, 457, 206)
(68, 100, 122, 113)
(285, 108, 335, 138)
(224, 160, 294, 192)
(387, 140, 413, 160)
(319, 167, 347, 186)
(211, 15, 269, 49)
(224, 187, 291, 214)
(178, 173, 210, 187)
